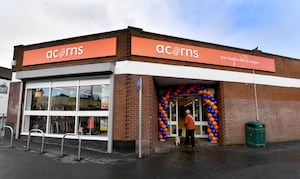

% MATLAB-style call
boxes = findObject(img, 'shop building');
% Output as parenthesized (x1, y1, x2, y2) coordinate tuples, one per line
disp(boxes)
(7, 27, 300, 154)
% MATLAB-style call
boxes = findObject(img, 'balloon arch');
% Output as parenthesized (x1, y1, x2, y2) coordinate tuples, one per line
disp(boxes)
(158, 84, 219, 143)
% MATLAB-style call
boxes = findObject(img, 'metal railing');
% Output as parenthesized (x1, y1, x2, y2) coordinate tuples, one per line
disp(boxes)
(60, 133, 82, 161)
(27, 129, 45, 153)
(0, 125, 13, 148)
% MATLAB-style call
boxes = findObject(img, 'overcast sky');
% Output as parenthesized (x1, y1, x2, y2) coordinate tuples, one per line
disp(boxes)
(1, 0, 300, 69)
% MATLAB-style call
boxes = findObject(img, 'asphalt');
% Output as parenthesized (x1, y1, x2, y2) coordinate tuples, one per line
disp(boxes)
(1, 137, 300, 179)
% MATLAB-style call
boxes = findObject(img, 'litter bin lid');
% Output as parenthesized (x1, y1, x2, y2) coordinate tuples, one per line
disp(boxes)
(246, 121, 265, 128)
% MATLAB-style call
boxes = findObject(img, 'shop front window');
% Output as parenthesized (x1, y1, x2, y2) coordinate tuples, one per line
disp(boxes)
(78, 116, 108, 136)
(50, 116, 75, 134)
(79, 84, 109, 110)
(23, 116, 47, 133)
(51, 86, 76, 111)
(25, 88, 49, 110)
(23, 78, 110, 140)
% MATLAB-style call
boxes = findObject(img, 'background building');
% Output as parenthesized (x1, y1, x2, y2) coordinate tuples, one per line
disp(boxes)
(0, 66, 12, 136)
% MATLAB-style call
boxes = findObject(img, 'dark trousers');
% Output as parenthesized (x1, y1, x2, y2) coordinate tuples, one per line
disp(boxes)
(185, 129, 195, 147)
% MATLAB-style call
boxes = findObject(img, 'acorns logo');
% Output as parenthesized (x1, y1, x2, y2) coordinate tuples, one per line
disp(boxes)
(46, 46, 84, 59)
(155, 44, 199, 58)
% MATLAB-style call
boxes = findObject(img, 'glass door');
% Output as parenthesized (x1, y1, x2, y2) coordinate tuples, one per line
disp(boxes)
(169, 96, 208, 138)
(193, 97, 208, 138)
(168, 98, 178, 137)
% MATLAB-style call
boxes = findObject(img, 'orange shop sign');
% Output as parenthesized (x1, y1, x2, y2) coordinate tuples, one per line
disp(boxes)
(23, 37, 117, 66)
(131, 37, 275, 72)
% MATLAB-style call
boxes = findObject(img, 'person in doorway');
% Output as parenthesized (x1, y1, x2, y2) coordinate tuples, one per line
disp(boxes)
(184, 109, 195, 148)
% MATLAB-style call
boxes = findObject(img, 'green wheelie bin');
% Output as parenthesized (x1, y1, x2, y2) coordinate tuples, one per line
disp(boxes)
(245, 121, 266, 147)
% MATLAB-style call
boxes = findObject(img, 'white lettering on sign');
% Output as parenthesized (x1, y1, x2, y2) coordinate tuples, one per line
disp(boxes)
(46, 46, 84, 59)
(156, 44, 199, 58)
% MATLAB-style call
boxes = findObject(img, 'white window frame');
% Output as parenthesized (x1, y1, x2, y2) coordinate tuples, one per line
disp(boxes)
(21, 77, 111, 141)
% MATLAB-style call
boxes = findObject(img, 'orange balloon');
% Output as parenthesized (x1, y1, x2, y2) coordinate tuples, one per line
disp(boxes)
(159, 106, 163, 111)
(163, 113, 168, 118)
(212, 137, 218, 141)
(159, 134, 163, 139)
(208, 113, 213, 118)
(212, 121, 218, 126)
(212, 105, 218, 110)
(209, 117, 215, 122)
(205, 99, 210, 104)
(159, 121, 164, 126)
(209, 133, 214, 138)
(209, 101, 215, 106)
(214, 125, 219, 130)
(207, 128, 212, 133)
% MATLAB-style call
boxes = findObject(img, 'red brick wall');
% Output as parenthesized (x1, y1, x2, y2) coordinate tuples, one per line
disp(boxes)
(6, 82, 21, 133)
(222, 82, 300, 145)
(113, 74, 157, 154)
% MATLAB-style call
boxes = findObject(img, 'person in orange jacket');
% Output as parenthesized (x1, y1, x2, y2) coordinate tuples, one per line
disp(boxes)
(184, 109, 195, 148)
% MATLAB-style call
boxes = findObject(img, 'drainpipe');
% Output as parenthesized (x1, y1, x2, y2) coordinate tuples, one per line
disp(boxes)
(252, 70, 259, 121)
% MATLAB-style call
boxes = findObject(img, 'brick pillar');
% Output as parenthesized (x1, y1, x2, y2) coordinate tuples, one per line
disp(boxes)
(6, 82, 21, 135)
(113, 74, 157, 154)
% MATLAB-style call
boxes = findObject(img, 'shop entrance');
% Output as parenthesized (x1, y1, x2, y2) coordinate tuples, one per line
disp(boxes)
(169, 96, 208, 138)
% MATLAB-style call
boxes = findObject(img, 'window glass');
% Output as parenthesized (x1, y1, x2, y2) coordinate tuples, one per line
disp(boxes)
(51, 86, 76, 111)
(78, 116, 108, 136)
(79, 84, 109, 110)
(50, 116, 75, 134)
(23, 79, 110, 139)
(29, 116, 47, 132)
(25, 88, 49, 110)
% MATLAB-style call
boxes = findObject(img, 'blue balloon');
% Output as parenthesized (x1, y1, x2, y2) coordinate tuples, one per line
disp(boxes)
(208, 121, 212, 125)
(203, 94, 208, 98)
(213, 113, 218, 118)
(214, 133, 219, 137)
(210, 125, 214, 129)
(208, 136, 212, 141)
(212, 129, 216, 133)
